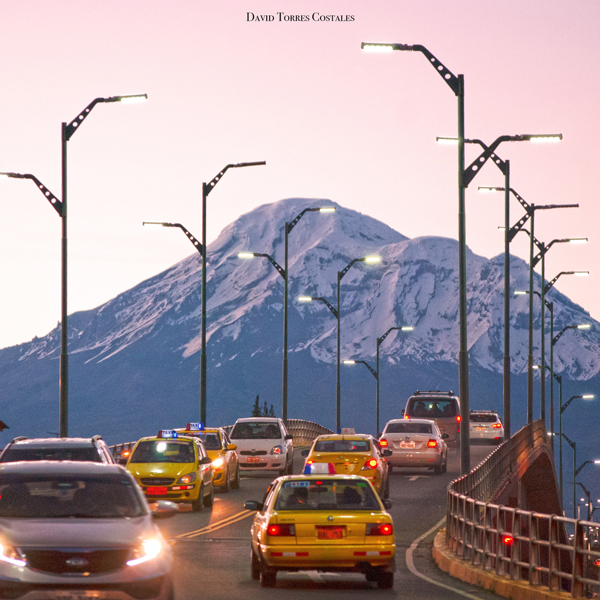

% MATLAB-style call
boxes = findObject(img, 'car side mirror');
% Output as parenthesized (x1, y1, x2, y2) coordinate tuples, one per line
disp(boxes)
(401, 409, 405, 416)
(244, 500, 263, 511)
(300, 449, 310, 457)
(284, 434, 293, 440)
(382, 449, 392, 457)
(227, 444, 237, 451)
(151, 500, 179, 519)
(199, 456, 212, 465)
(383, 499, 392, 510)
(442, 433, 450, 439)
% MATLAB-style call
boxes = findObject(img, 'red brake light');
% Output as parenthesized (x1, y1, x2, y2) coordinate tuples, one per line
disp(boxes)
(492, 423, 502, 429)
(404, 414, 409, 420)
(306, 459, 314, 465)
(456, 415, 461, 423)
(364, 458, 378, 470)
(427, 439, 438, 448)
(502, 534, 514, 546)
(379, 438, 389, 448)
(366, 523, 394, 536)
(267, 524, 296, 537)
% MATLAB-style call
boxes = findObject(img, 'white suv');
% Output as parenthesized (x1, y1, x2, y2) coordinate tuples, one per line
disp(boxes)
(229, 418, 294, 476)
(469, 410, 504, 444)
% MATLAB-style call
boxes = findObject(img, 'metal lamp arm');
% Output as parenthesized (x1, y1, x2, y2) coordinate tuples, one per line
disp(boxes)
(339, 258, 363, 280)
(575, 460, 592, 477)
(357, 361, 378, 379)
(287, 208, 319, 234)
(463, 136, 511, 187)
(314, 297, 338, 318)
(561, 395, 581, 414)
(508, 213, 532, 243)
(256, 253, 286, 280)
(16, 173, 63, 216)
(552, 326, 574, 346)
(65, 97, 107, 140)
(173, 224, 203, 255)
(410, 44, 460, 95)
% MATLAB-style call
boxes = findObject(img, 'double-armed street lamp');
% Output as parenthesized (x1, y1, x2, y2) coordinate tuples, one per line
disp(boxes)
(235, 207, 335, 421)
(299, 256, 380, 432)
(2, 93, 148, 437)
(201, 161, 265, 424)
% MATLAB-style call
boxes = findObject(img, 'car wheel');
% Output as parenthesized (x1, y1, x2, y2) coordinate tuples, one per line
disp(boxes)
(251, 548, 260, 580)
(383, 477, 390, 499)
(260, 566, 277, 587)
(221, 468, 230, 493)
(376, 572, 394, 589)
(191, 485, 203, 512)
(433, 463, 443, 475)
(231, 465, 240, 489)
(204, 482, 214, 507)
(442, 457, 448, 474)
(286, 456, 293, 475)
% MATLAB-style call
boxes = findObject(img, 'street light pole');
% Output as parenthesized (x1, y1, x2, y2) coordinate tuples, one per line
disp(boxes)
(201, 161, 265, 424)
(561, 432, 577, 518)
(344, 360, 378, 432)
(376, 326, 413, 436)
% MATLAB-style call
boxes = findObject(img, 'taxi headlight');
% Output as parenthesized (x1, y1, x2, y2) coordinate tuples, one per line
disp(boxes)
(126, 538, 163, 567)
(212, 457, 225, 468)
(270, 445, 284, 455)
(176, 472, 196, 485)
(0, 541, 26, 567)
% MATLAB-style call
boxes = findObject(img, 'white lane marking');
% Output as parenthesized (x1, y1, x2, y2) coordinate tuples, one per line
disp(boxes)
(405, 517, 485, 600)
(407, 476, 430, 481)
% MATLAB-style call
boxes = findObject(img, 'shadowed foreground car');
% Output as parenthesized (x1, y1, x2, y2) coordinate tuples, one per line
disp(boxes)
(0, 461, 176, 600)
(245, 474, 395, 589)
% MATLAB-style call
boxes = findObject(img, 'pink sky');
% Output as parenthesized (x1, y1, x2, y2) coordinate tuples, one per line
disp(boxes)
(0, 0, 598, 348)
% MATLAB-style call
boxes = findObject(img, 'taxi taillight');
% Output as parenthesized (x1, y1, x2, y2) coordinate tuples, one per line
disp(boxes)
(366, 523, 393, 536)
(427, 439, 438, 448)
(267, 524, 296, 537)
(362, 458, 378, 470)
(306, 459, 314, 465)
(492, 423, 502, 429)
(379, 438, 389, 448)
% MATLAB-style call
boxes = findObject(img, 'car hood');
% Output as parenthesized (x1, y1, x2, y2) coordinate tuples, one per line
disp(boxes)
(0, 516, 155, 548)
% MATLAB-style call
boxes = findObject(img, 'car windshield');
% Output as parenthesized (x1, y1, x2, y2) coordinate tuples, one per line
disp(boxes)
(407, 398, 457, 418)
(129, 440, 195, 463)
(384, 423, 432, 434)
(0, 474, 146, 519)
(181, 432, 221, 450)
(470, 414, 498, 423)
(0, 447, 100, 462)
(274, 480, 380, 511)
(313, 440, 371, 453)
(230, 422, 281, 440)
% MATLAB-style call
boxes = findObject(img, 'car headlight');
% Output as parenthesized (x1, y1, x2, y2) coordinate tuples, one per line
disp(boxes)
(126, 538, 163, 567)
(212, 457, 225, 468)
(176, 472, 196, 485)
(271, 445, 284, 455)
(0, 541, 26, 567)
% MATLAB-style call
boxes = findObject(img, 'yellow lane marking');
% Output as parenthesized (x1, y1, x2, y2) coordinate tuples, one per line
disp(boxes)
(176, 510, 255, 540)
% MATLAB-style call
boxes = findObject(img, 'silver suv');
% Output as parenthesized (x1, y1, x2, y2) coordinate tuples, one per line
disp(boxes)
(0, 436, 115, 464)
(0, 461, 176, 599)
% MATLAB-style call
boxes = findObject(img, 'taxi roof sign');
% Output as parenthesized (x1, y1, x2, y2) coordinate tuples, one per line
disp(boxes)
(186, 422, 204, 431)
(303, 462, 336, 475)
(158, 430, 178, 439)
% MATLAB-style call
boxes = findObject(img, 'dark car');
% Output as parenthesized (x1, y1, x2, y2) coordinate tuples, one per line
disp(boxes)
(0, 435, 115, 464)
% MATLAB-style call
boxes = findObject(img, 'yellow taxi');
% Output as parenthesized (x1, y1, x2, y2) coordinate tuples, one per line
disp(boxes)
(174, 423, 240, 492)
(126, 430, 214, 512)
(301, 434, 391, 498)
(244, 474, 395, 588)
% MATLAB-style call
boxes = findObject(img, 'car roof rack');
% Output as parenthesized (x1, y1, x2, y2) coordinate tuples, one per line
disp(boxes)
(413, 390, 454, 397)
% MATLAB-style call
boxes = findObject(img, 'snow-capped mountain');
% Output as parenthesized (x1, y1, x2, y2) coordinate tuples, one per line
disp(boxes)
(0, 198, 598, 445)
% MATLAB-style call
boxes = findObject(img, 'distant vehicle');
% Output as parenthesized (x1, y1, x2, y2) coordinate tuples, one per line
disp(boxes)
(0, 435, 115, 464)
(126, 430, 214, 512)
(0, 461, 176, 599)
(244, 474, 395, 589)
(174, 423, 240, 492)
(300, 433, 391, 498)
(379, 418, 448, 475)
(402, 390, 461, 445)
(469, 410, 504, 444)
(230, 418, 294, 476)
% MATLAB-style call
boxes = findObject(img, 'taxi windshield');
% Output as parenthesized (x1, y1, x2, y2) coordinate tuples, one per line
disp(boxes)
(231, 422, 281, 440)
(313, 440, 371, 453)
(194, 433, 221, 450)
(130, 440, 195, 463)
(0, 474, 146, 519)
(274, 480, 380, 511)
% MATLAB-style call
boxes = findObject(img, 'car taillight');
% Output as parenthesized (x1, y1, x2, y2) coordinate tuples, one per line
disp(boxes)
(379, 438, 389, 448)
(404, 414, 409, 420)
(456, 415, 461, 423)
(366, 523, 393, 536)
(362, 458, 378, 470)
(267, 523, 296, 537)
(306, 459, 314, 465)
(427, 439, 438, 448)
(492, 423, 502, 429)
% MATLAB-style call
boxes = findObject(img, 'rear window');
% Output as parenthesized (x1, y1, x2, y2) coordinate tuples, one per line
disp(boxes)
(231, 422, 281, 440)
(384, 422, 432, 434)
(406, 397, 457, 418)
(470, 414, 498, 423)
(313, 440, 371, 453)
(0, 447, 101, 463)
(274, 479, 380, 511)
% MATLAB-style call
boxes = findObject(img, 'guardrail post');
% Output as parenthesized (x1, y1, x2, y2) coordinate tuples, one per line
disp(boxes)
(572, 520, 585, 597)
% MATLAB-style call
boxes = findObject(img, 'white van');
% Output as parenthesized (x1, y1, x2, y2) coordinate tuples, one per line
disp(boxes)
(229, 418, 294, 476)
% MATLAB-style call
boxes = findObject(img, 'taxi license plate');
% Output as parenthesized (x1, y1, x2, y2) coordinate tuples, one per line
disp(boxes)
(317, 526, 344, 540)
(247, 457, 260, 463)
(147, 486, 168, 495)
(400, 442, 416, 448)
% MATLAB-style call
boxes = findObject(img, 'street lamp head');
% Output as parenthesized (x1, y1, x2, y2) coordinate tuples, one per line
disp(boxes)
(114, 94, 148, 104)
(594, 460, 600, 465)
(577, 324, 592, 330)
(574, 271, 590, 276)
(525, 134, 563, 143)
(361, 42, 395, 52)
(319, 207, 336, 213)
(582, 394, 595, 399)
(515, 291, 528, 296)
(233, 161, 266, 168)
(142, 221, 169, 229)
(401, 326, 414, 331)
(364, 256, 380, 263)
(297, 296, 313, 302)
(569, 238, 588, 244)
(237, 252, 256, 259)
(436, 137, 459, 145)
(343, 360, 356, 365)
(478, 186, 505, 193)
